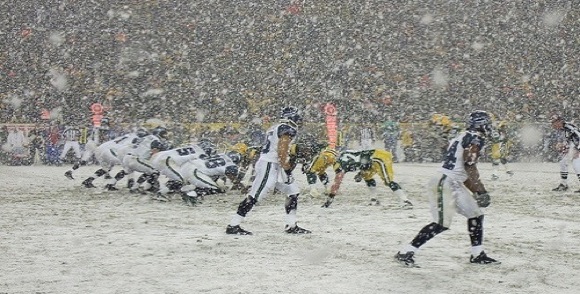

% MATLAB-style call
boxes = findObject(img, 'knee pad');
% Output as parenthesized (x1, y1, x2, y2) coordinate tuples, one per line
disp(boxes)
(365, 178, 377, 187)
(388, 181, 402, 191)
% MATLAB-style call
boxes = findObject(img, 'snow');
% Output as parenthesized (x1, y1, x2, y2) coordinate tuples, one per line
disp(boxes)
(1, 162, 579, 294)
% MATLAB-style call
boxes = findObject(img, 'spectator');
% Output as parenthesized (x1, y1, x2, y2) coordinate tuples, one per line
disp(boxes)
(382, 120, 401, 162)
(359, 123, 375, 150)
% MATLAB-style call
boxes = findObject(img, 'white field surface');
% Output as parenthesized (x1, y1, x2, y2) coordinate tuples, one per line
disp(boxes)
(1, 162, 579, 294)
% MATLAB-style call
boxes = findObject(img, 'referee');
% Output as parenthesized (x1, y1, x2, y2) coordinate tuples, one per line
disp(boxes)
(59, 124, 82, 163)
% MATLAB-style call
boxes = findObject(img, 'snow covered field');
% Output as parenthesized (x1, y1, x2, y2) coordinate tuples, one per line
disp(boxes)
(1, 162, 579, 294)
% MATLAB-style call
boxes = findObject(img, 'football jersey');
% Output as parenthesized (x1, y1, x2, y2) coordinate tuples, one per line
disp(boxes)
(151, 144, 206, 167)
(439, 131, 485, 182)
(305, 148, 339, 175)
(127, 134, 161, 160)
(563, 122, 580, 149)
(259, 123, 298, 163)
(96, 133, 139, 159)
(191, 153, 237, 177)
(62, 127, 81, 141)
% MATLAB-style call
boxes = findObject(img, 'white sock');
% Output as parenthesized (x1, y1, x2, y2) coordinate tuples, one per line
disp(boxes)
(471, 245, 484, 256)
(286, 210, 297, 227)
(402, 244, 419, 253)
(230, 214, 244, 226)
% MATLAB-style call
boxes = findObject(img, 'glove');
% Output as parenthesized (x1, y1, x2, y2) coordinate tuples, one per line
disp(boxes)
(322, 193, 336, 208)
(474, 191, 490, 208)
(284, 169, 294, 184)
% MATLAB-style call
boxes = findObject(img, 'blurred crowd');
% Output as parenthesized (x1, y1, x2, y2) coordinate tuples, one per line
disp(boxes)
(1, 1, 578, 127)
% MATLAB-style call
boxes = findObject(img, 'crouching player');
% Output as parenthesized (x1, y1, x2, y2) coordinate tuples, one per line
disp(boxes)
(322, 149, 413, 209)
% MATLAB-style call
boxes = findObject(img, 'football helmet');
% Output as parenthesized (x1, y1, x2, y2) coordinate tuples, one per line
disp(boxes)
(198, 139, 217, 157)
(151, 126, 168, 139)
(467, 110, 493, 136)
(136, 128, 149, 138)
(280, 106, 303, 128)
(150, 140, 169, 151)
(226, 151, 242, 165)
(338, 151, 361, 172)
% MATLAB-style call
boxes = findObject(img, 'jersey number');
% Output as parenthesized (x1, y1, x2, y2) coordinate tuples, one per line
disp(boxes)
(205, 157, 227, 169)
(176, 147, 196, 156)
(442, 141, 459, 170)
(261, 131, 274, 154)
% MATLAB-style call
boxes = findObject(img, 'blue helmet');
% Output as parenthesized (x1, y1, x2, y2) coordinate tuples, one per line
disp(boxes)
(151, 126, 168, 139)
(136, 128, 149, 138)
(226, 151, 242, 165)
(467, 110, 493, 135)
(198, 139, 217, 157)
(280, 106, 303, 128)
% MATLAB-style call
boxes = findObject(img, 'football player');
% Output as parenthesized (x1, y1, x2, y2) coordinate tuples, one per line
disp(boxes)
(490, 121, 514, 180)
(80, 132, 142, 189)
(396, 110, 500, 266)
(228, 142, 261, 191)
(106, 132, 166, 191)
(64, 125, 114, 180)
(150, 143, 216, 204)
(302, 147, 339, 197)
(226, 106, 311, 235)
(322, 149, 412, 209)
(551, 114, 580, 192)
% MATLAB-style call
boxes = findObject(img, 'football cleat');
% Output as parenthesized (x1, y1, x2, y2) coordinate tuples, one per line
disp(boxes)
(153, 193, 170, 202)
(82, 179, 96, 188)
(226, 225, 252, 235)
(64, 171, 74, 180)
(285, 224, 311, 234)
(129, 188, 147, 195)
(354, 173, 363, 182)
(400, 200, 413, 209)
(552, 184, 568, 191)
(105, 184, 118, 191)
(506, 170, 514, 176)
(181, 194, 199, 206)
(395, 251, 416, 266)
(470, 251, 500, 264)
(575, 189, 580, 193)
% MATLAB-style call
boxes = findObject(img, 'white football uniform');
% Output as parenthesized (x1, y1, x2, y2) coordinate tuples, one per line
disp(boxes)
(94, 133, 139, 169)
(121, 135, 161, 174)
(561, 123, 580, 182)
(249, 123, 300, 201)
(429, 131, 484, 227)
(191, 153, 238, 178)
(151, 145, 206, 182)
